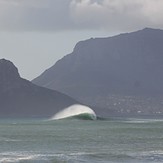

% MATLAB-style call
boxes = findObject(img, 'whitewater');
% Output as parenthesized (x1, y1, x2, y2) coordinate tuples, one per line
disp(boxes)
(51, 104, 97, 120)
(0, 118, 163, 163)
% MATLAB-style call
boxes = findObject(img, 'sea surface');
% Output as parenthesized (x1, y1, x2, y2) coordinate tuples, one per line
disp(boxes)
(0, 117, 163, 163)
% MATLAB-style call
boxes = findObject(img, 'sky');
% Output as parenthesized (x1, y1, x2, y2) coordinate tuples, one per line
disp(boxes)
(0, 0, 163, 80)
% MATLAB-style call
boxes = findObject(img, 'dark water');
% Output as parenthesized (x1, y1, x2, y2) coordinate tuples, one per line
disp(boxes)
(0, 118, 163, 162)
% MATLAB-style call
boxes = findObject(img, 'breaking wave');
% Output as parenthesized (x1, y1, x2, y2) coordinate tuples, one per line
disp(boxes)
(51, 104, 97, 120)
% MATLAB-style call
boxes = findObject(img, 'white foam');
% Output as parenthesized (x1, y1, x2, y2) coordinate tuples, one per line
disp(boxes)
(0, 152, 38, 162)
(51, 104, 97, 120)
(126, 118, 163, 124)
(0, 152, 53, 163)
(0, 152, 81, 163)
(0, 137, 22, 142)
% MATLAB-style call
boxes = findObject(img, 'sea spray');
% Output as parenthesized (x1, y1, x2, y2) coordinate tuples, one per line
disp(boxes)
(51, 104, 97, 120)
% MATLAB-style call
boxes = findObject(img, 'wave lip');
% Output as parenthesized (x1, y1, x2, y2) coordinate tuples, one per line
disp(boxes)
(51, 104, 97, 120)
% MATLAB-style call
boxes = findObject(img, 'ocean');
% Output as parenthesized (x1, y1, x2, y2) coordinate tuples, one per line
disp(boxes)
(0, 118, 163, 163)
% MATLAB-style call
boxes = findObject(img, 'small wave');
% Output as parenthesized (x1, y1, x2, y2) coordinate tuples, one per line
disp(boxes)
(0, 152, 55, 163)
(0, 137, 22, 142)
(124, 118, 163, 124)
(3, 151, 163, 163)
(139, 150, 163, 162)
(0, 152, 90, 163)
(0, 152, 38, 163)
(121, 150, 163, 162)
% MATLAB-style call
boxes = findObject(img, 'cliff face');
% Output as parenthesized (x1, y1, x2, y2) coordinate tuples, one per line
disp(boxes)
(32, 28, 163, 116)
(0, 59, 77, 118)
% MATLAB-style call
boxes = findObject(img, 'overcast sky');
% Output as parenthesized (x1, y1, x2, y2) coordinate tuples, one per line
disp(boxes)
(1, 0, 163, 80)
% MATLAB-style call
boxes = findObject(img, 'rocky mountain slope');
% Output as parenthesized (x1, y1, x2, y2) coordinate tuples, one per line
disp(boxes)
(0, 59, 77, 118)
(32, 28, 163, 116)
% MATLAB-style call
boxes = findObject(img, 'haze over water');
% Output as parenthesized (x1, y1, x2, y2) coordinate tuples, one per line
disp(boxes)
(0, 118, 163, 163)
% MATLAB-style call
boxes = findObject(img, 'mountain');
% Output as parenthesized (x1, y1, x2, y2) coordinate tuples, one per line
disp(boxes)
(32, 28, 163, 116)
(0, 59, 78, 118)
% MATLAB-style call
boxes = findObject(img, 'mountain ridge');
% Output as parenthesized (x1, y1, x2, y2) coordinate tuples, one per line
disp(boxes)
(32, 28, 163, 116)
(0, 59, 78, 118)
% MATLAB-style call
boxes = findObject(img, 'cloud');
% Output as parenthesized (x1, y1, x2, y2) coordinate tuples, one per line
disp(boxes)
(70, 0, 163, 31)
(0, 0, 73, 31)
(0, 0, 163, 32)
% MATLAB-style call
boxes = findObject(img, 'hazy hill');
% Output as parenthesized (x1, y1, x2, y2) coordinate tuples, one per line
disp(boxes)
(32, 28, 163, 116)
(0, 59, 77, 118)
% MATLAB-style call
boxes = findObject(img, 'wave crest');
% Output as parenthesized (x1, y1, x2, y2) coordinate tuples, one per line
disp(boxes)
(51, 104, 97, 120)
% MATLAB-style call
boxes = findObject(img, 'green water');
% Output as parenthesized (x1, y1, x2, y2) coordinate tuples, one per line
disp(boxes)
(0, 118, 163, 162)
